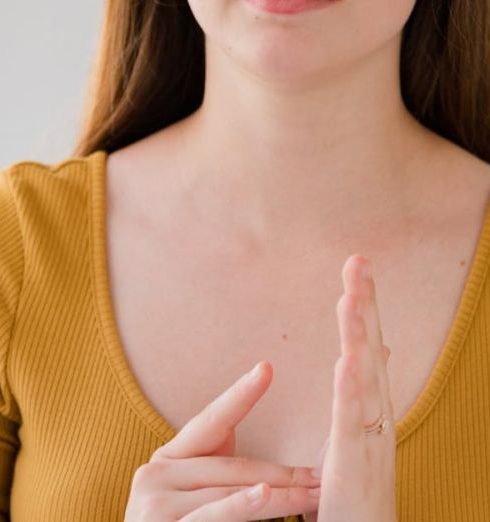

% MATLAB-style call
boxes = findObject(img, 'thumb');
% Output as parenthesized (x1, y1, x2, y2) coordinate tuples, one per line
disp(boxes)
(151, 361, 272, 461)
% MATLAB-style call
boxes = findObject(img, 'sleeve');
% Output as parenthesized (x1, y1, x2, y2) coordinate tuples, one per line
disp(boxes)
(0, 165, 24, 521)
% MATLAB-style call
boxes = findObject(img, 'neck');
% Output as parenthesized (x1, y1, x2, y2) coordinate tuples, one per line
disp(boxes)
(164, 32, 442, 245)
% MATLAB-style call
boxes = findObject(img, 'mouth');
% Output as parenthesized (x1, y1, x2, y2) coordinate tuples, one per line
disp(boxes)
(243, 0, 336, 15)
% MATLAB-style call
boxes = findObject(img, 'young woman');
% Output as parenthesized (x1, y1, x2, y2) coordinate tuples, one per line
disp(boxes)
(1, 0, 489, 520)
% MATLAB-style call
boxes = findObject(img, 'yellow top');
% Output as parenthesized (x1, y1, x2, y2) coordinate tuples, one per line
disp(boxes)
(0, 149, 489, 522)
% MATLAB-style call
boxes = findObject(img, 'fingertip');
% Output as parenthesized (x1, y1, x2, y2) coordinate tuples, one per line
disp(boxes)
(245, 482, 270, 509)
(258, 359, 273, 374)
(253, 360, 273, 386)
(260, 481, 271, 499)
(342, 253, 363, 279)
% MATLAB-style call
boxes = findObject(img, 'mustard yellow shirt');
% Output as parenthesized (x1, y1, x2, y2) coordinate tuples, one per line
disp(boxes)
(0, 150, 489, 521)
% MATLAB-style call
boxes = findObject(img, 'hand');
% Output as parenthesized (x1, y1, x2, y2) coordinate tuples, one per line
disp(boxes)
(313, 254, 398, 522)
(123, 361, 322, 521)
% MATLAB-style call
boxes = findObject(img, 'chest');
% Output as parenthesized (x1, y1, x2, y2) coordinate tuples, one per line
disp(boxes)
(103, 211, 472, 468)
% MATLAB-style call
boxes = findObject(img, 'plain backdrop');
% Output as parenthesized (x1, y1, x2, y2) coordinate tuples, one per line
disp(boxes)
(0, 1, 104, 167)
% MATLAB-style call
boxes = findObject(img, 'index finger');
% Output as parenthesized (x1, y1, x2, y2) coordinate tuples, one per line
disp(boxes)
(151, 360, 273, 460)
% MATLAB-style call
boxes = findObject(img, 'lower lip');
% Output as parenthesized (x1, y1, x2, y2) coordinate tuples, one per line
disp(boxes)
(244, 0, 334, 15)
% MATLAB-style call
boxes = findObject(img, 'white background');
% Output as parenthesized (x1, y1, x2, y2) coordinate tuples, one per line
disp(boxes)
(0, 1, 104, 167)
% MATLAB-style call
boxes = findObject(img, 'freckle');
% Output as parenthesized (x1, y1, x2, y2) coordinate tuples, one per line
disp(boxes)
(460, 259, 466, 267)
(282, 333, 288, 341)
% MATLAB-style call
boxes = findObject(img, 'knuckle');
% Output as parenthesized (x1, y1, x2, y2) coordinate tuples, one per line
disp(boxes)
(140, 495, 165, 518)
(377, 346, 387, 364)
(149, 445, 171, 463)
(346, 292, 360, 314)
(132, 462, 163, 486)
(286, 465, 298, 486)
(164, 509, 181, 522)
(133, 463, 153, 485)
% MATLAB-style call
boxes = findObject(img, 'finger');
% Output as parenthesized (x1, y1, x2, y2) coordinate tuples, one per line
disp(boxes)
(356, 257, 394, 420)
(342, 254, 383, 347)
(336, 291, 383, 434)
(327, 351, 365, 471)
(319, 343, 369, 506)
(342, 255, 395, 421)
(179, 483, 271, 522)
(342, 255, 397, 475)
(211, 430, 236, 457)
(175, 484, 320, 521)
(151, 360, 273, 460)
(152, 455, 321, 490)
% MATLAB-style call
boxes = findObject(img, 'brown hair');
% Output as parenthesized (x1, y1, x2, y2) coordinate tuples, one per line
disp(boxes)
(73, 0, 490, 163)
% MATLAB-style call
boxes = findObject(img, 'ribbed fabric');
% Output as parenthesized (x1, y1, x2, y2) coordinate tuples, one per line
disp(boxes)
(0, 149, 488, 521)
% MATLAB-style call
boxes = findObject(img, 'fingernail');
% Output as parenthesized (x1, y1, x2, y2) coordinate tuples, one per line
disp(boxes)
(246, 483, 264, 502)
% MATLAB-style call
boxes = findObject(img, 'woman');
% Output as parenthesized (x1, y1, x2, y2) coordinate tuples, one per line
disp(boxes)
(1, 0, 489, 520)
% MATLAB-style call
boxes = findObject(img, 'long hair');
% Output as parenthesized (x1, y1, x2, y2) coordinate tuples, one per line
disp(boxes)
(73, 0, 490, 163)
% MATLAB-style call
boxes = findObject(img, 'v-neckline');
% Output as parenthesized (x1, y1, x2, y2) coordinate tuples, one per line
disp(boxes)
(88, 148, 490, 446)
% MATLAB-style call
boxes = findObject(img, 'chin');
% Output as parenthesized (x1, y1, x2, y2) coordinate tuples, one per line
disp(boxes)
(195, 0, 417, 88)
(235, 3, 347, 84)
(219, 33, 360, 89)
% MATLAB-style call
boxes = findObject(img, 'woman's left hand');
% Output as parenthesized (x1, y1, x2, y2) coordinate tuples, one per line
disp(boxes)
(312, 254, 398, 522)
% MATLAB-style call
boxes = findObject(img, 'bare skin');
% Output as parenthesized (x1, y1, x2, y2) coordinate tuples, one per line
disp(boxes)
(106, 2, 490, 520)
(104, 120, 490, 469)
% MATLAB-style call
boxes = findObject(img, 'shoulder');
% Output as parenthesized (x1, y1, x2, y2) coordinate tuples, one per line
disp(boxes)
(0, 150, 107, 419)
(1, 150, 107, 192)
(0, 149, 107, 242)
(0, 148, 107, 326)
(423, 136, 490, 233)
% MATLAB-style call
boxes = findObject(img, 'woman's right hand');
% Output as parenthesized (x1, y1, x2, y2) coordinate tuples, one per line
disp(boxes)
(124, 360, 322, 521)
